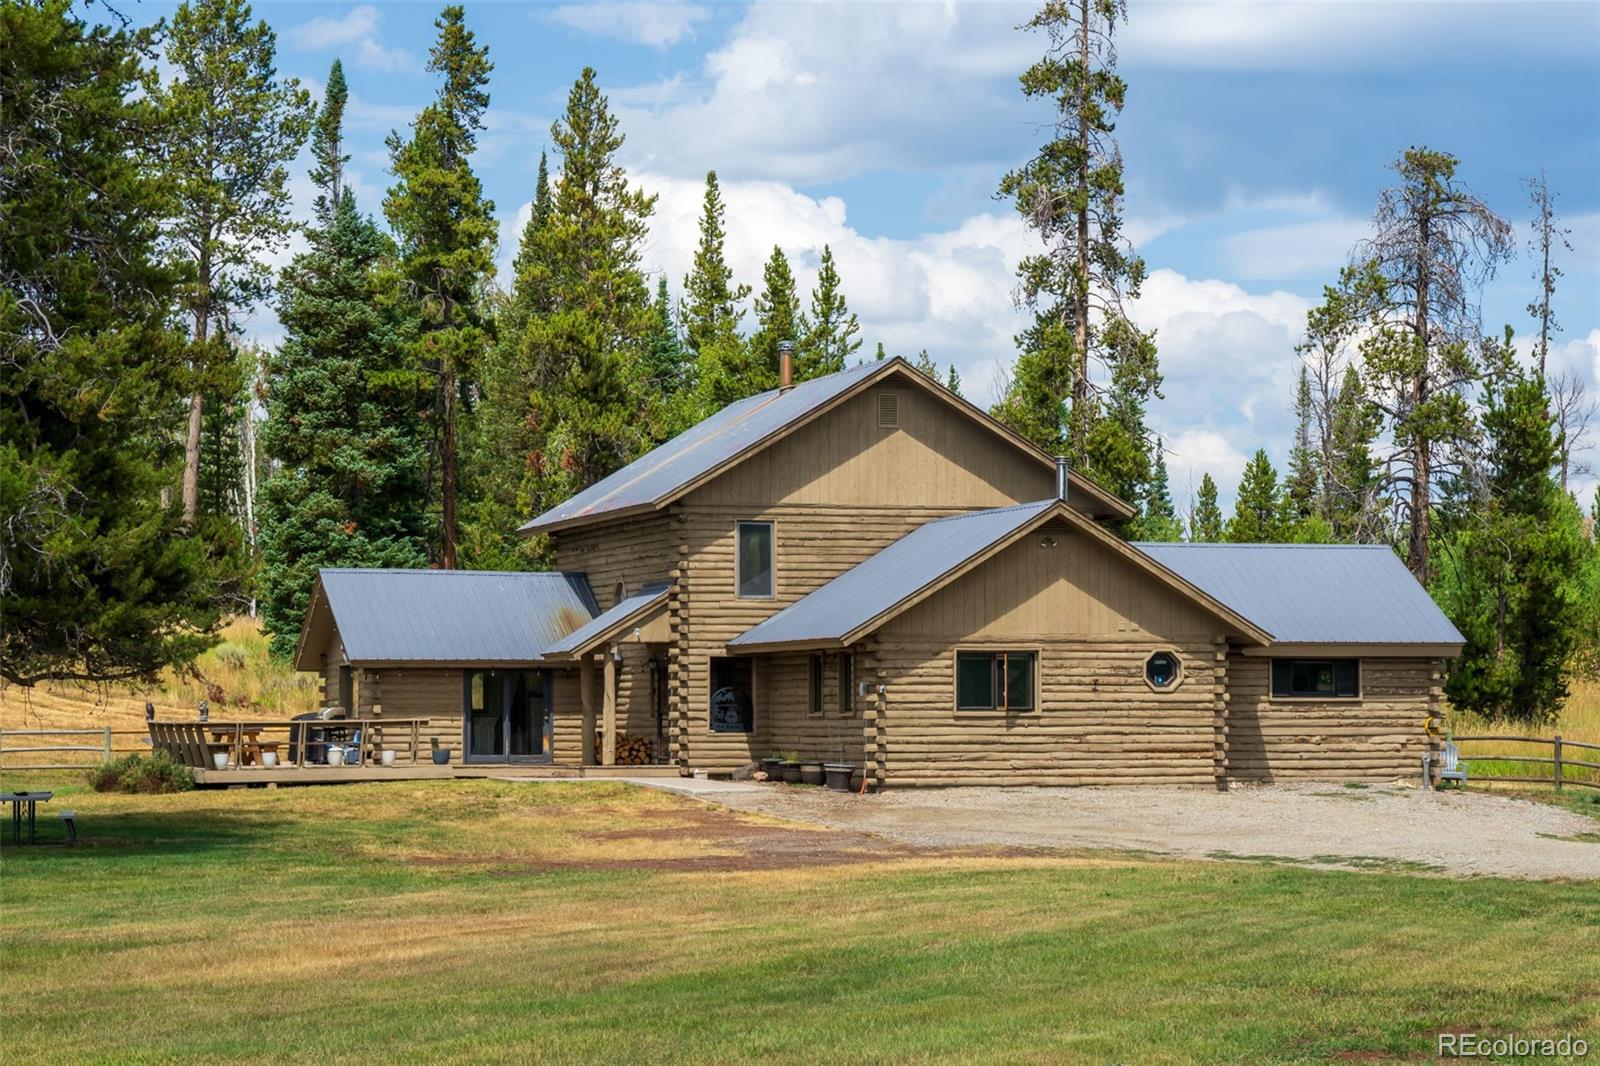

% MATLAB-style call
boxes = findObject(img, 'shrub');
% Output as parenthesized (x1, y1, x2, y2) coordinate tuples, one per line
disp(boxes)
(87, 751, 194, 794)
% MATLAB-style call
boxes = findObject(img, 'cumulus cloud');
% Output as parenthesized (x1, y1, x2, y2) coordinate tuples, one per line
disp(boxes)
(285, 5, 414, 74)
(547, 2, 712, 49)
(1216, 216, 1370, 281)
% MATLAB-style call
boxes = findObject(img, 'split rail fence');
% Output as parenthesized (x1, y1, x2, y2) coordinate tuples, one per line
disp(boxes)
(1453, 733, 1600, 791)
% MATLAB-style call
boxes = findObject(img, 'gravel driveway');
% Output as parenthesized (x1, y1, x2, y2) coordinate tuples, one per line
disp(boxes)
(713, 782, 1600, 880)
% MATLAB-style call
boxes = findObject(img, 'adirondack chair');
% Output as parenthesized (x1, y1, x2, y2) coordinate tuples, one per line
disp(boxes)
(1423, 733, 1468, 789)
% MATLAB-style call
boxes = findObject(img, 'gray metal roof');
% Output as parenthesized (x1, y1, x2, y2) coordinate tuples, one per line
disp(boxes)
(522, 360, 885, 532)
(1133, 543, 1465, 646)
(542, 581, 670, 658)
(318, 569, 599, 664)
(729, 501, 1055, 649)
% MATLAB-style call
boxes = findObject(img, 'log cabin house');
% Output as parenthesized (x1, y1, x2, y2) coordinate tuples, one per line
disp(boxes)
(294, 353, 1463, 787)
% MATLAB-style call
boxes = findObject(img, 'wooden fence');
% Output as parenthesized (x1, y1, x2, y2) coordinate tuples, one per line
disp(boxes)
(0, 728, 150, 771)
(1454, 733, 1600, 791)
(148, 718, 463, 770)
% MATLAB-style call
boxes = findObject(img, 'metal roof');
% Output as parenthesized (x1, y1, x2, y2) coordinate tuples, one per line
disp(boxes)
(521, 360, 884, 532)
(729, 501, 1056, 649)
(1132, 543, 1465, 646)
(542, 581, 670, 659)
(316, 569, 599, 664)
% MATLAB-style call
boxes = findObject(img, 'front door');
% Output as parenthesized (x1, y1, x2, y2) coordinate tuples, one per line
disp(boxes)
(464, 670, 551, 763)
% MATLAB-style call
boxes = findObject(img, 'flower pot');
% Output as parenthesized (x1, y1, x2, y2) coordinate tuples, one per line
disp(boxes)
(824, 763, 856, 792)
(800, 761, 825, 786)
(782, 761, 803, 784)
(760, 756, 784, 780)
(211, 752, 229, 770)
(261, 752, 279, 768)
(326, 747, 345, 767)
(380, 750, 397, 767)
(431, 749, 451, 766)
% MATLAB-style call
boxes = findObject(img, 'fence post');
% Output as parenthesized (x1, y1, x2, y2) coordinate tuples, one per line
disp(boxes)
(1553, 734, 1563, 793)
(103, 725, 112, 763)
(0, 729, 5, 770)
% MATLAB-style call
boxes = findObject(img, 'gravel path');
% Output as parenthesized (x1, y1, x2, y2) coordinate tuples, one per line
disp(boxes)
(713, 783, 1600, 880)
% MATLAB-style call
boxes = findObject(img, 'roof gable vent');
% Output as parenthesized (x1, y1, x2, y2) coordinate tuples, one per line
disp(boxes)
(876, 390, 900, 428)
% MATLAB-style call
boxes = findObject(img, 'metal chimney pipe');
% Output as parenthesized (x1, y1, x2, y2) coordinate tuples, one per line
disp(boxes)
(778, 339, 795, 391)
(1055, 456, 1069, 502)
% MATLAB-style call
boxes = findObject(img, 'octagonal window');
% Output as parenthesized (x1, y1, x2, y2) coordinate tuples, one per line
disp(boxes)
(1145, 651, 1180, 691)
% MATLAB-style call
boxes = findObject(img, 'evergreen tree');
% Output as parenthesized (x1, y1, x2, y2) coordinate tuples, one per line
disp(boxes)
(1079, 316, 1160, 514)
(1138, 442, 1182, 542)
(258, 73, 429, 656)
(1191, 473, 1223, 543)
(1226, 450, 1285, 543)
(1434, 335, 1587, 724)
(641, 276, 696, 441)
(155, 0, 313, 527)
(682, 171, 749, 354)
(749, 246, 801, 384)
(3, 0, 239, 684)
(1525, 170, 1570, 377)
(384, 4, 497, 568)
(945, 363, 963, 397)
(873, 341, 887, 361)
(308, 58, 348, 221)
(510, 150, 552, 287)
(1347, 147, 1514, 579)
(799, 245, 861, 378)
(487, 68, 656, 559)
(996, 0, 1149, 462)
(911, 349, 940, 379)
(1285, 366, 1319, 521)
(1327, 363, 1382, 540)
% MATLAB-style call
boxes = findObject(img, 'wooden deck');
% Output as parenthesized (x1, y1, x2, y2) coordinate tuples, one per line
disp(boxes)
(193, 763, 682, 786)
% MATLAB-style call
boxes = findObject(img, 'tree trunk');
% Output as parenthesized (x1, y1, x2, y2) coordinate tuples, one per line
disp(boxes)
(181, 307, 207, 527)
(1071, 0, 1091, 434)
(441, 363, 457, 569)
(1406, 213, 1432, 580)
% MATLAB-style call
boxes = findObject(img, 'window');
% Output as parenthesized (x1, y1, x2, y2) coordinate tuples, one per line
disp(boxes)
(1144, 651, 1181, 691)
(808, 654, 824, 716)
(709, 656, 756, 733)
(955, 651, 1036, 711)
(1271, 659, 1359, 698)
(839, 653, 854, 715)
(736, 521, 774, 598)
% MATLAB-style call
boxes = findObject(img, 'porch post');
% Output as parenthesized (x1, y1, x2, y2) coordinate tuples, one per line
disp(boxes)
(602, 649, 618, 766)
(580, 656, 596, 765)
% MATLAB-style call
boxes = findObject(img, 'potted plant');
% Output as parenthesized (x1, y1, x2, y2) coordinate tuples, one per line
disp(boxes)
(430, 738, 451, 765)
(777, 750, 803, 784)
(823, 762, 856, 792)
(760, 755, 784, 780)
(800, 760, 824, 786)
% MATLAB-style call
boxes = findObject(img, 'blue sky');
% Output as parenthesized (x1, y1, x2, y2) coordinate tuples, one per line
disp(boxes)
(136, 0, 1600, 509)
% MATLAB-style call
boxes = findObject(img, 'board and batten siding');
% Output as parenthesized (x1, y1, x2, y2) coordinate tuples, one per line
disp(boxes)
(1223, 655, 1442, 782)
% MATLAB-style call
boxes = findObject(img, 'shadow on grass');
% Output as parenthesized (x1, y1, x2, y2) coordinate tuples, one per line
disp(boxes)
(0, 808, 296, 864)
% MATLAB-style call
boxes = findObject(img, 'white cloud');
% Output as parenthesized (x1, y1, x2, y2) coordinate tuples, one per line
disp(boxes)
(1216, 216, 1370, 281)
(286, 5, 414, 74)
(547, 2, 712, 49)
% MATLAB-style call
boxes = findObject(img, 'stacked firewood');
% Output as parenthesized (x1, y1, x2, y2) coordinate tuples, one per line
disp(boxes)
(598, 733, 653, 765)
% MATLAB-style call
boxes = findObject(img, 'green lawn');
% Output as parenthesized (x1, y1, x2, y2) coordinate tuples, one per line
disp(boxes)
(1, 775, 1596, 1065)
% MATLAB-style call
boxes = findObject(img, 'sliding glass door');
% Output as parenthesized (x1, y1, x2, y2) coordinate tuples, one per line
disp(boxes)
(464, 670, 551, 763)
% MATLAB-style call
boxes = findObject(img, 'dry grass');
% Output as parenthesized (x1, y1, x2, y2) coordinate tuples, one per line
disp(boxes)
(1449, 677, 1600, 790)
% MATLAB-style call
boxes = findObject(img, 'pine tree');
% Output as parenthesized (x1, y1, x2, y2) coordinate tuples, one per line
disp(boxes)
(911, 349, 940, 379)
(258, 71, 429, 656)
(3, 0, 239, 684)
(1434, 334, 1586, 724)
(1079, 316, 1160, 514)
(749, 246, 801, 384)
(1138, 442, 1182, 542)
(682, 172, 749, 354)
(996, 0, 1149, 462)
(1191, 473, 1223, 543)
(156, 0, 313, 528)
(510, 151, 552, 288)
(1327, 363, 1381, 540)
(383, 4, 497, 568)
(1286, 366, 1319, 521)
(1349, 147, 1514, 579)
(799, 245, 861, 378)
(641, 276, 696, 441)
(1226, 450, 1285, 543)
(308, 58, 348, 221)
(1525, 170, 1570, 377)
(945, 363, 963, 396)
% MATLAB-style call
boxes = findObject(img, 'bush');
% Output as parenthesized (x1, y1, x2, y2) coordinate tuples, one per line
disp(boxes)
(87, 751, 194, 794)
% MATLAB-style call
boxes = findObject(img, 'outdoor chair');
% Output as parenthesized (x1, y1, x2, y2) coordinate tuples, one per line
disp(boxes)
(1423, 734, 1468, 789)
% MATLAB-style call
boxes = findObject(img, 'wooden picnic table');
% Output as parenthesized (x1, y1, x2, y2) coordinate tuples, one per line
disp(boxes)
(209, 725, 273, 766)
(2, 791, 53, 845)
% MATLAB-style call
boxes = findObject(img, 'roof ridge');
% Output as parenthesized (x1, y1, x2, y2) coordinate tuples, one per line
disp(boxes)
(926, 499, 1057, 525)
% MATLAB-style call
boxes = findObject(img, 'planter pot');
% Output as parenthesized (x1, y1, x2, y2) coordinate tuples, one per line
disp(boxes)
(380, 750, 397, 767)
(261, 752, 279, 768)
(760, 757, 784, 780)
(326, 747, 345, 767)
(782, 761, 803, 784)
(211, 752, 229, 770)
(431, 749, 451, 766)
(800, 762, 825, 786)
(823, 763, 856, 792)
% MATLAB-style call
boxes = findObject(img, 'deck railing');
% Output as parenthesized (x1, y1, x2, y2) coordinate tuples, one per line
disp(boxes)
(147, 717, 462, 770)
(1453, 733, 1600, 791)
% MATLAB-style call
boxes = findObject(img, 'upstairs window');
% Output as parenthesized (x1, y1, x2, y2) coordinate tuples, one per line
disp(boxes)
(955, 651, 1036, 712)
(736, 521, 774, 598)
(1271, 659, 1360, 699)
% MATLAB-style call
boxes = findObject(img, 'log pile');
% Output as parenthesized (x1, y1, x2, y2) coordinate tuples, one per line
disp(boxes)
(598, 733, 654, 766)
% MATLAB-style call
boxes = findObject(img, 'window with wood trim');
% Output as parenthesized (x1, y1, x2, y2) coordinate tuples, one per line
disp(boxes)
(839, 653, 854, 715)
(955, 651, 1036, 711)
(736, 521, 774, 598)
(1271, 659, 1359, 698)
(808, 654, 824, 716)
